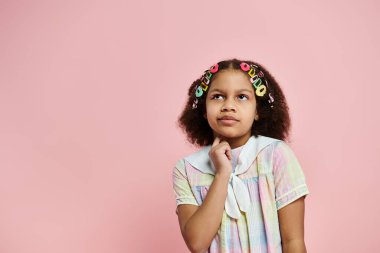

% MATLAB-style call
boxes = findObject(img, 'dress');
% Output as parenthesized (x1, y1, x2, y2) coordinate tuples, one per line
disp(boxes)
(172, 135, 310, 253)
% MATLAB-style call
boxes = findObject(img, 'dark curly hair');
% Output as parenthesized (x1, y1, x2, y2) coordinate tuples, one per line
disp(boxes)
(177, 58, 291, 147)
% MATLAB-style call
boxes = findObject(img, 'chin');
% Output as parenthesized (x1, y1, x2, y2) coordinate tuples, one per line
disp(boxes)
(214, 131, 241, 139)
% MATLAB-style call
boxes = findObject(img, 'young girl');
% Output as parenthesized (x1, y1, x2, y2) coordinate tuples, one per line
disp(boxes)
(172, 58, 309, 253)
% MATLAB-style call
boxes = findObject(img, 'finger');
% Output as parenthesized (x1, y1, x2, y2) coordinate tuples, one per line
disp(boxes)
(225, 150, 232, 160)
(212, 136, 220, 148)
(217, 141, 231, 159)
(218, 135, 226, 143)
(225, 145, 232, 160)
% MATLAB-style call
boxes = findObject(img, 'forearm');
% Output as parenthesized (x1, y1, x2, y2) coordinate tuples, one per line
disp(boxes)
(184, 173, 230, 253)
(282, 239, 307, 253)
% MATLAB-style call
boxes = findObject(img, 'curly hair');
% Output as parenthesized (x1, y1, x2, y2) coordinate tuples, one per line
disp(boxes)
(177, 58, 291, 147)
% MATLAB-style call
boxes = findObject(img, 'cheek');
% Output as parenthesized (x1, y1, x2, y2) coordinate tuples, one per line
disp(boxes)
(242, 105, 257, 120)
(205, 111, 215, 123)
(205, 103, 217, 115)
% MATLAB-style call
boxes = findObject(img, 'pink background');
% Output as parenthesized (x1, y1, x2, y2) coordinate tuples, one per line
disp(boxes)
(0, 0, 379, 252)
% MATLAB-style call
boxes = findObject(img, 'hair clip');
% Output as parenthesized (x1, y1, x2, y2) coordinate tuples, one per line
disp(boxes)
(240, 62, 268, 97)
(240, 62, 250, 71)
(192, 62, 275, 110)
(192, 97, 198, 109)
(268, 93, 274, 104)
(210, 64, 219, 73)
(192, 64, 219, 109)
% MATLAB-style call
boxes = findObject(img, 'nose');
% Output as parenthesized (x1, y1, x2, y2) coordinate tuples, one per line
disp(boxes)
(221, 98, 236, 112)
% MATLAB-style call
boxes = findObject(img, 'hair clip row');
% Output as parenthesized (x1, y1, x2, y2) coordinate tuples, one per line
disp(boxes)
(192, 62, 275, 109)
(192, 64, 219, 109)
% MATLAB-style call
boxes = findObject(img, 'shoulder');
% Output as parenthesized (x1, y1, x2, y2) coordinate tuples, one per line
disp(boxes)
(253, 135, 284, 157)
(271, 140, 307, 179)
(271, 140, 299, 163)
(172, 158, 186, 177)
(272, 139, 293, 149)
(253, 137, 297, 170)
(172, 147, 209, 177)
(182, 146, 214, 175)
(174, 158, 185, 170)
(173, 146, 217, 186)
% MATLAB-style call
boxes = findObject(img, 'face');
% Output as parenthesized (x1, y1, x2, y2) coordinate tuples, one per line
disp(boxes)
(204, 69, 259, 148)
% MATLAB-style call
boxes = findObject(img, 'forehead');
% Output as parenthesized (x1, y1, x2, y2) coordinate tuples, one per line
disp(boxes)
(209, 69, 253, 92)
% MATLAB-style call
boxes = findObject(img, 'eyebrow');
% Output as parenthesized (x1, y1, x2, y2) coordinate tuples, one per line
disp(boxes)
(209, 88, 253, 94)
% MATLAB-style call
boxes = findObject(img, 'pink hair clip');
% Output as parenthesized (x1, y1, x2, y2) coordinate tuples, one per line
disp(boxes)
(240, 62, 250, 72)
(210, 64, 219, 73)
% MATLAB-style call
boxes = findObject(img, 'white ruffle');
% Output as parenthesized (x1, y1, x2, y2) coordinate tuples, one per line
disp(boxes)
(184, 135, 281, 219)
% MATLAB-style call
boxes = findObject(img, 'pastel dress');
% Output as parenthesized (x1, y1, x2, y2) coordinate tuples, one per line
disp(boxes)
(172, 135, 310, 253)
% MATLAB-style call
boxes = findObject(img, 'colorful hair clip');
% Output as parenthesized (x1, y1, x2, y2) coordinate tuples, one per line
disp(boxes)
(192, 97, 199, 109)
(210, 64, 219, 73)
(240, 62, 268, 97)
(256, 85, 267, 96)
(192, 62, 275, 109)
(192, 64, 219, 109)
(195, 86, 204, 97)
(268, 93, 274, 103)
(240, 62, 250, 71)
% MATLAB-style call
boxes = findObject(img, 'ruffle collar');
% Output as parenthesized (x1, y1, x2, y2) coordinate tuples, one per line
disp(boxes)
(184, 135, 281, 219)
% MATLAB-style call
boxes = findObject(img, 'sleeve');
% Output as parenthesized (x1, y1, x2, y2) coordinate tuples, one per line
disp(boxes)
(272, 141, 310, 210)
(172, 159, 199, 212)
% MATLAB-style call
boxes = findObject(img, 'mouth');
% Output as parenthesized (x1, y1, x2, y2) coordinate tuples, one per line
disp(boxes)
(218, 116, 238, 121)
(218, 116, 239, 125)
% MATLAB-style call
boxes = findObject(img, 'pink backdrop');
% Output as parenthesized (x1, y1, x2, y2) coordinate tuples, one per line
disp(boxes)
(0, 0, 379, 252)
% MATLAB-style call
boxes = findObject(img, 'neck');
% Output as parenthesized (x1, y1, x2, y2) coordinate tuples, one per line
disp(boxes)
(214, 133, 251, 149)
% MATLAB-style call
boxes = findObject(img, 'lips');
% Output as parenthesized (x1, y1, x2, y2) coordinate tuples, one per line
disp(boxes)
(218, 115, 238, 121)
(218, 116, 238, 126)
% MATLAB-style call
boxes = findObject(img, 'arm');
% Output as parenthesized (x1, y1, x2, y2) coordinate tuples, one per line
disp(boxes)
(272, 141, 309, 253)
(278, 196, 307, 253)
(177, 172, 230, 253)
(176, 136, 233, 253)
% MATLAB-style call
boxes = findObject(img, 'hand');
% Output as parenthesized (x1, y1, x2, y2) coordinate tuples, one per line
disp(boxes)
(208, 136, 232, 176)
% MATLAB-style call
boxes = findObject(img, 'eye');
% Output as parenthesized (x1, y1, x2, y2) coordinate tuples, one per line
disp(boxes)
(238, 94, 249, 100)
(211, 94, 224, 100)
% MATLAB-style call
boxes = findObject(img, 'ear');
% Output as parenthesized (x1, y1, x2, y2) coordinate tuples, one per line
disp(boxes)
(255, 114, 259, 121)
(203, 113, 207, 119)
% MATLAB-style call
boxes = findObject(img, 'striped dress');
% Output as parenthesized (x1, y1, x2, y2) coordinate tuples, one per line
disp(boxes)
(172, 135, 310, 253)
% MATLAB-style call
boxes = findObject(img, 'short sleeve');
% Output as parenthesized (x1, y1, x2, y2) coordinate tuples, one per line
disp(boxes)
(172, 159, 199, 212)
(273, 141, 310, 210)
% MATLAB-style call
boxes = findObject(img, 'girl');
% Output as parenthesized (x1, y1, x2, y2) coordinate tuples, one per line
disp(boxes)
(172, 58, 309, 253)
